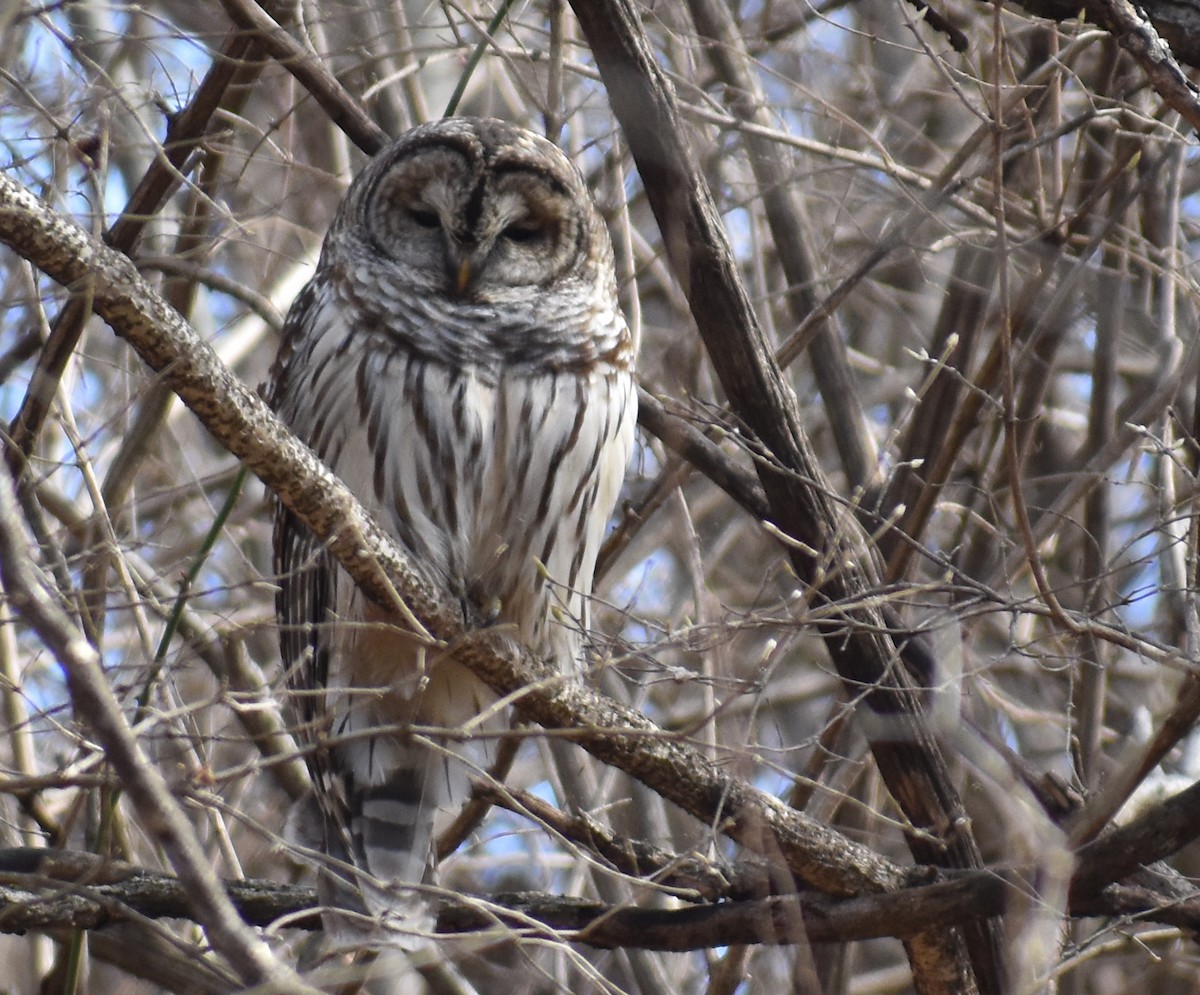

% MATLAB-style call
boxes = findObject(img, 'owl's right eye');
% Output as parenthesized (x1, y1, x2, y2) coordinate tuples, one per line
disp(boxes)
(408, 209, 440, 229)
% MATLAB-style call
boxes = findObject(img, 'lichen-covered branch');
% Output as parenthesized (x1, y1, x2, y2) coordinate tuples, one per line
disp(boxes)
(0, 169, 902, 904)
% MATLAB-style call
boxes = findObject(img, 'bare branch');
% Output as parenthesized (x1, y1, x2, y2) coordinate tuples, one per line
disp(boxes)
(0, 168, 903, 903)
(0, 451, 306, 990)
(1, 847, 1196, 950)
(566, 0, 1005, 989)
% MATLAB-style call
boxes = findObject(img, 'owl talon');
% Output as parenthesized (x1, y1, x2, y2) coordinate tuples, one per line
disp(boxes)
(458, 594, 500, 626)
(480, 595, 502, 626)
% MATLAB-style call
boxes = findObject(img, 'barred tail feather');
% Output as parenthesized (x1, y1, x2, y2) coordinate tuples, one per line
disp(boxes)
(351, 753, 441, 914)
(308, 751, 442, 951)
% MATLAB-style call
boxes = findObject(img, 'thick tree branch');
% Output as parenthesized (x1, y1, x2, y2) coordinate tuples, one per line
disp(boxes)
(1082, 0, 1200, 129)
(1072, 776, 1200, 897)
(0, 170, 904, 909)
(1, 847, 1197, 950)
(1015, 0, 1200, 75)
(219, 0, 390, 155)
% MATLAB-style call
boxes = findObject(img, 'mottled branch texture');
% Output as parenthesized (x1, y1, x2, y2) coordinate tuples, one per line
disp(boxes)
(0, 163, 901, 909)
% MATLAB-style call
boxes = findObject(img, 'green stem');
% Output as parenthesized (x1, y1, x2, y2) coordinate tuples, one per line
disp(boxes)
(140, 464, 249, 716)
(443, 0, 519, 118)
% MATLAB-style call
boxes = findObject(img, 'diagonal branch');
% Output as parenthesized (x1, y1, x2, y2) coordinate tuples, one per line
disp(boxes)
(1081, 0, 1200, 130)
(0, 170, 905, 903)
(1009, 0, 1200, 107)
(6, 30, 260, 466)
(218, 0, 390, 155)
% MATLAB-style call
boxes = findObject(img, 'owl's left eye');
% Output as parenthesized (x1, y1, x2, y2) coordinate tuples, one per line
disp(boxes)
(502, 223, 541, 243)
(409, 209, 440, 229)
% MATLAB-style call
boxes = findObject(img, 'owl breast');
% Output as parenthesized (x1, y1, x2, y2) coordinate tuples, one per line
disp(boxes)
(289, 285, 636, 666)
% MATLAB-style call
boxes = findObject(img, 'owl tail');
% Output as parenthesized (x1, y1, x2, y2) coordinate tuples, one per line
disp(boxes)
(334, 744, 445, 949)
(290, 747, 443, 953)
(351, 753, 441, 907)
(308, 660, 496, 950)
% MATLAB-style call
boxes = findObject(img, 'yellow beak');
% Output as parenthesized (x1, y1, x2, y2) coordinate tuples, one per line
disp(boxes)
(456, 257, 472, 295)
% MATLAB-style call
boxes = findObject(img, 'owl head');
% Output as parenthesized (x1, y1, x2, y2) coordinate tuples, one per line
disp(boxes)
(326, 118, 611, 304)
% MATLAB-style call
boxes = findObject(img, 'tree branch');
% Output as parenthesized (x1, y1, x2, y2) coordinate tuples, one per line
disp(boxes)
(1, 848, 1196, 951)
(1081, 0, 1200, 130)
(0, 459, 306, 989)
(1013, 0, 1200, 75)
(6, 30, 260, 465)
(566, 0, 1004, 990)
(0, 165, 903, 913)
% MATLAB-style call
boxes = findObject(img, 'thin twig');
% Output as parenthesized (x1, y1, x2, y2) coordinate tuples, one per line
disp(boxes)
(0, 459, 308, 990)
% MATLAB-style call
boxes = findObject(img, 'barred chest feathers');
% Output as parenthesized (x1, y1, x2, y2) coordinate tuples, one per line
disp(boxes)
(290, 294, 636, 665)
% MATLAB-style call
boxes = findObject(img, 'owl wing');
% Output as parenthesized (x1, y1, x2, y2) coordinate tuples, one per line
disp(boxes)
(269, 280, 444, 939)
(268, 281, 357, 882)
(273, 508, 332, 736)
(268, 279, 334, 734)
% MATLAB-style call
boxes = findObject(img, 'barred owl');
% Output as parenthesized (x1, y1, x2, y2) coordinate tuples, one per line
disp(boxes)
(269, 118, 636, 939)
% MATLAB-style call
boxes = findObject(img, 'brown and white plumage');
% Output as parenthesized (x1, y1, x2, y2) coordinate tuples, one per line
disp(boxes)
(269, 118, 636, 940)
